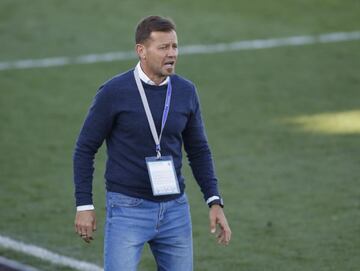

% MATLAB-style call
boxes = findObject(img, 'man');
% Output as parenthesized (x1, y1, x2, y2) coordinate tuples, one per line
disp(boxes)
(73, 15, 231, 271)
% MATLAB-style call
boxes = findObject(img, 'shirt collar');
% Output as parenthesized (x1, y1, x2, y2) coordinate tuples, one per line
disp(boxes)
(136, 62, 169, 86)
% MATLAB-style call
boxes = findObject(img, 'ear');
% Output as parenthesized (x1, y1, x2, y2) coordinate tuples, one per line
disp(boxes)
(135, 44, 146, 60)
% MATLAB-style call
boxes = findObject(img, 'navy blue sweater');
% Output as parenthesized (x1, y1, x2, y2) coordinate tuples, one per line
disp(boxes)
(73, 69, 220, 206)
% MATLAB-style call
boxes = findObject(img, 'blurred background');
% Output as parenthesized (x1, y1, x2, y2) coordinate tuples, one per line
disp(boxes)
(0, 0, 359, 270)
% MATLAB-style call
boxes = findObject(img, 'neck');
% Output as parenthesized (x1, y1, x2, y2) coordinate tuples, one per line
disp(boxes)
(140, 63, 166, 85)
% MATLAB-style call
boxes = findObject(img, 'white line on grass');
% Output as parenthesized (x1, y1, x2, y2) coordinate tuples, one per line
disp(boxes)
(0, 30, 359, 71)
(0, 235, 103, 271)
(0, 256, 40, 271)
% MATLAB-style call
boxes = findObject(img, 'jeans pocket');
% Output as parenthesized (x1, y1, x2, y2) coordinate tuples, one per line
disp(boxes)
(108, 192, 144, 208)
(175, 193, 188, 205)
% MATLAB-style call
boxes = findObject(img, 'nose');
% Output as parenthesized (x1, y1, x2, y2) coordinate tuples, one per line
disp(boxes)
(167, 47, 178, 58)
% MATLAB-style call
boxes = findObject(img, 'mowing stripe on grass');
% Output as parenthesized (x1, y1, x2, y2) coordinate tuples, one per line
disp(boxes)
(0, 235, 103, 271)
(0, 31, 359, 71)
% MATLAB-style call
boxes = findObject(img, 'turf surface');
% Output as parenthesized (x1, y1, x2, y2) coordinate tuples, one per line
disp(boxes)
(0, 1, 359, 270)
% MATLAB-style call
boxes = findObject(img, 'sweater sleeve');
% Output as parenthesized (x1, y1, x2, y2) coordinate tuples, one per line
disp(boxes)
(182, 86, 220, 201)
(73, 85, 115, 206)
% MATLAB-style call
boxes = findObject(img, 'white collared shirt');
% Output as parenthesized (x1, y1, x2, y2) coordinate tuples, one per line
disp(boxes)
(135, 62, 169, 86)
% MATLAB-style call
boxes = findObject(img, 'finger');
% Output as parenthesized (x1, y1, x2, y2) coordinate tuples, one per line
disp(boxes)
(218, 220, 231, 242)
(79, 229, 86, 237)
(215, 225, 231, 245)
(79, 229, 91, 243)
(209, 216, 217, 234)
(75, 220, 84, 236)
(75, 220, 81, 234)
(77, 228, 83, 236)
(226, 229, 232, 243)
(222, 228, 231, 245)
(217, 231, 224, 244)
(218, 230, 228, 245)
(215, 225, 225, 242)
(92, 218, 97, 232)
(82, 232, 94, 243)
(85, 225, 93, 239)
(78, 224, 89, 237)
(82, 236, 90, 243)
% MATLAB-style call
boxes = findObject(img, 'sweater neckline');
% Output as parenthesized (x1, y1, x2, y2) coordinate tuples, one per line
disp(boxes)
(141, 80, 169, 91)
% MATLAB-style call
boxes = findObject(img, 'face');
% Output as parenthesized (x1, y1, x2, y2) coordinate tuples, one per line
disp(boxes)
(136, 30, 178, 84)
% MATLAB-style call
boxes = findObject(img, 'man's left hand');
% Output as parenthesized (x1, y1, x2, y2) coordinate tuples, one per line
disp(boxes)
(209, 205, 232, 245)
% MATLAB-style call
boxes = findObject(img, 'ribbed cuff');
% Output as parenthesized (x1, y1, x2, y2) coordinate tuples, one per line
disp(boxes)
(206, 196, 224, 208)
(76, 205, 95, 211)
(206, 196, 220, 204)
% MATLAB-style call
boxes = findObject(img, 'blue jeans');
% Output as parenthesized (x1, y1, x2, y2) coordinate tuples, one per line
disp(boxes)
(104, 191, 193, 271)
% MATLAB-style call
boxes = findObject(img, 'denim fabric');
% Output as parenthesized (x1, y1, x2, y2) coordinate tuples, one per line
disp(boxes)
(104, 191, 193, 271)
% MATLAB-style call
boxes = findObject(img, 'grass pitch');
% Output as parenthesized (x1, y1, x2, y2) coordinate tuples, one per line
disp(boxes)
(0, 1, 359, 270)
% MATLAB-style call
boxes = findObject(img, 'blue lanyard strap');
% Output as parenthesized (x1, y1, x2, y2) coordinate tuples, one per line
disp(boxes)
(134, 69, 172, 158)
(157, 81, 172, 153)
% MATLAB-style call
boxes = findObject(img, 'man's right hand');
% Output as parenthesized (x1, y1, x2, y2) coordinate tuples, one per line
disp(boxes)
(74, 210, 96, 243)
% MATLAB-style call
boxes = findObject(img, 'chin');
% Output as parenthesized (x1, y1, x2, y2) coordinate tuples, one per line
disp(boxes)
(164, 68, 175, 75)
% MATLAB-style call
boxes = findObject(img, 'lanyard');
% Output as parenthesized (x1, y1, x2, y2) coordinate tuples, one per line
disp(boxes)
(134, 69, 172, 159)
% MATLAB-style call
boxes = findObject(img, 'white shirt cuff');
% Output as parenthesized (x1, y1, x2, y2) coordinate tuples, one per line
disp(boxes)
(76, 205, 95, 211)
(206, 196, 220, 205)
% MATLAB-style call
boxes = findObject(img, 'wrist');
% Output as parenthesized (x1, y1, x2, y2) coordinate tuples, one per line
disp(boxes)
(76, 204, 95, 212)
(208, 198, 224, 208)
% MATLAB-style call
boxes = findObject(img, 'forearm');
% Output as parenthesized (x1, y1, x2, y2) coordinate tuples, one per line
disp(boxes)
(73, 85, 115, 206)
(189, 150, 220, 200)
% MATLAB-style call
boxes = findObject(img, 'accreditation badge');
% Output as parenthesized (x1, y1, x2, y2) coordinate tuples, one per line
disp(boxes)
(145, 156, 180, 196)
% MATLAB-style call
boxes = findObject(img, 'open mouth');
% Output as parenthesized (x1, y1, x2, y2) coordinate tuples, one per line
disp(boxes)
(164, 61, 175, 67)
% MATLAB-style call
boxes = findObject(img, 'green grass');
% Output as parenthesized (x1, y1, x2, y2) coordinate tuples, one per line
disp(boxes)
(1, 1, 360, 270)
